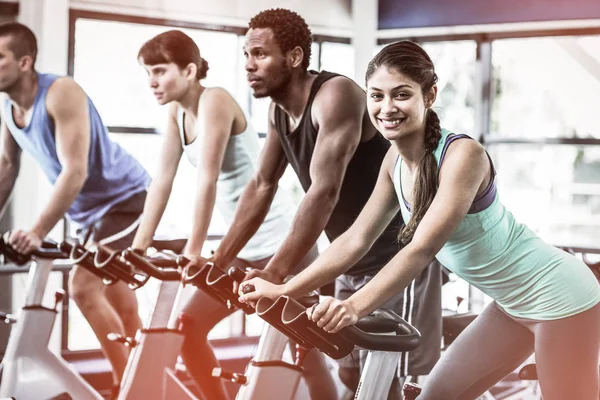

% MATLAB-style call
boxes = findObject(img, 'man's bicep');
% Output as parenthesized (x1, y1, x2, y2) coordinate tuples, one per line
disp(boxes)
(49, 80, 91, 170)
(255, 115, 288, 186)
(308, 79, 364, 191)
(308, 118, 360, 192)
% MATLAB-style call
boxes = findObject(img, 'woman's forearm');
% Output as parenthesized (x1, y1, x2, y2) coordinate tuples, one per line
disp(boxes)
(347, 242, 433, 318)
(184, 180, 217, 257)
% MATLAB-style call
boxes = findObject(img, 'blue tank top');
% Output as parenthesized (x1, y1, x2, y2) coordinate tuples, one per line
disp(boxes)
(2, 73, 150, 228)
(393, 129, 600, 320)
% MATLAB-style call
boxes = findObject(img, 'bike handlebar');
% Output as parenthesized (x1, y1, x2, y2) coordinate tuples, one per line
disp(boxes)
(180, 262, 255, 314)
(121, 248, 181, 281)
(346, 308, 421, 352)
(0, 232, 165, 290)
(57, 241, 148, 289)
(0, 235, 67, 265)
(254, 296, 421, 360)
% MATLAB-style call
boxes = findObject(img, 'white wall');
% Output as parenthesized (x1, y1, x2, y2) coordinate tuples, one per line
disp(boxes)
(71, 0, 353, 36)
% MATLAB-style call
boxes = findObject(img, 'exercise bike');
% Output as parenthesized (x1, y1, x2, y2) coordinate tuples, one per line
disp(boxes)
(119, 247, 332, 400)
(241, 294, 422, 400)
(0, 233, 148, 400)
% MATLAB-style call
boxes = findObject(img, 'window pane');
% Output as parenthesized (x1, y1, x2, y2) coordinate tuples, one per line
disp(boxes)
(309, 42, 320, 71)
(490, 143, 600, 248)
(492, 36, 600, 138)
(422, 41, 477, 136)
(320, 42, 354, 80)
(73, 19, 240, 130)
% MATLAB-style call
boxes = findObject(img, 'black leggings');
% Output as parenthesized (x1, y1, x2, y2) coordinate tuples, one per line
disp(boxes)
(419, 301, 600, 400)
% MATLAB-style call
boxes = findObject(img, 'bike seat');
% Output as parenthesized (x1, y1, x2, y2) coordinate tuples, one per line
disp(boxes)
(442, 312, 477, 346)
(518, 363, 538, 380)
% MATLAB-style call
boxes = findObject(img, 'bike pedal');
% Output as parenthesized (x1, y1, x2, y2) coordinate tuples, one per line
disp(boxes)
(403, 382, 422, 400)
(0, 312, 16, 324)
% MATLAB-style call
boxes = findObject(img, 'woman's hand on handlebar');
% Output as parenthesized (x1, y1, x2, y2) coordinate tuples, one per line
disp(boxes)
(307, 296, 359, 334)
(8, 230, 42, 254)
(238, 277, 285, 307)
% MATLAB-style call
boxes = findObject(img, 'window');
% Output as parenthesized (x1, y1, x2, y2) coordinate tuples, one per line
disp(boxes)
(320, 41, 355, 80)
(492, 36, 600, 139)
(490, 35, 600, 247)
(73, 19, 241, 131)
(422, 41, 477, 136)
(490, 144, 600, 248)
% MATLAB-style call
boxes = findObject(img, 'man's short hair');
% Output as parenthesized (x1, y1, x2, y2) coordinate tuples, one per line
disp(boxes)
(0, 22, 37, 64)
(249, 8, 312, 71)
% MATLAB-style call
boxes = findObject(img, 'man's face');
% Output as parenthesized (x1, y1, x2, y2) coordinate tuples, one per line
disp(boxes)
(0, 36, 23, 93)
(243, 28, 293, 99)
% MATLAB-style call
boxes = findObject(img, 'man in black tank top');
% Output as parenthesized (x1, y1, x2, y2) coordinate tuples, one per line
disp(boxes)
(212, 9, 442, 396)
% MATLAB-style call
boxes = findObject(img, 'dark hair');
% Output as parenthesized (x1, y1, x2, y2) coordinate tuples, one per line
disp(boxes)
(366, 41, 441, 245)
(138, 30, 208, 80)
(249, 8, 312, 71)
(0, 22, 37, 65)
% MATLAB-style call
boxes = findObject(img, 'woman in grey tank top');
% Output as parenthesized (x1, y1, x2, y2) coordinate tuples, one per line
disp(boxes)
(130, 30, 334, 400)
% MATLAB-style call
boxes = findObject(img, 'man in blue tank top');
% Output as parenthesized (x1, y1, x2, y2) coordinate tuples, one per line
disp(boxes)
(212, 9, 442, 398)
(0, 22, 150, 396)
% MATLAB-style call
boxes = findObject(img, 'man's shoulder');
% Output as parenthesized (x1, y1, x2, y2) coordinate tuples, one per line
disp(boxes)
(46, 76, 82, 95)
(311, 73, 365, 126)
(313, 73, 363, 108)
(45, 76, 88, 114)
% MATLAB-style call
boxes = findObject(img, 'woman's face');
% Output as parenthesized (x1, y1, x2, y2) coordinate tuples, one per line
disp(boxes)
(142, 61, 189, 105)
(366, 65, 435, 142)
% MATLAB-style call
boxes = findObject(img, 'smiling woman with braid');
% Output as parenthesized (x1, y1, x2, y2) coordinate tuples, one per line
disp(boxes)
(240, 40, 600, 400)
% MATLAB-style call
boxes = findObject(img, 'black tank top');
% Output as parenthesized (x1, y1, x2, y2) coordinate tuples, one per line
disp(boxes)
(274, 71, 401, 276)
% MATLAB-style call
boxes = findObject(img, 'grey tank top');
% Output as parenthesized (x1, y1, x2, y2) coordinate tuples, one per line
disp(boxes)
(177, 93, 292, 260)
